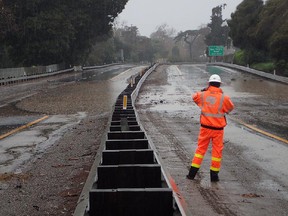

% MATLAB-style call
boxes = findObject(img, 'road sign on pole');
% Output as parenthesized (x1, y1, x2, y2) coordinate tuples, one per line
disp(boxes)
(208, 46, 224, 56)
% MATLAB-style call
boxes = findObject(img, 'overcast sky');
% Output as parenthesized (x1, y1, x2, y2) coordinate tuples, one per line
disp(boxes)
(117, 0, 243, 37)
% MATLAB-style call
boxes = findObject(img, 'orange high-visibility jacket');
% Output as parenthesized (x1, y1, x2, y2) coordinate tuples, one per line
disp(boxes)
(193, 86, 234, 128)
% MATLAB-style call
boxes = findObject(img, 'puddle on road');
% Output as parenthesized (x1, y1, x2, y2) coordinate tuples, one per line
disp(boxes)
(0, 112, 86, 174)
(207, 66, 288, 100)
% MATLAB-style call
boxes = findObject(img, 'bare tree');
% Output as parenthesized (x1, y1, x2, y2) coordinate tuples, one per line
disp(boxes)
(174, 28, 209, 61)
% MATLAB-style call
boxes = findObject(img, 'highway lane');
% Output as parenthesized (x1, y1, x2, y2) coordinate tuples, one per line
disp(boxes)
(136, 64, 288, 216)
(0, 64, 153, 216)
(0, 64, 137, 135)
(0, 64, 134, 107)
(0, 64, 144, 174)
(0, 63, 287, 215)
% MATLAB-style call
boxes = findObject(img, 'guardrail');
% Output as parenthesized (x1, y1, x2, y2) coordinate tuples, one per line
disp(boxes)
(0, 68, 74, 86)
(0, 63, 121, 86)
(208, 62, 288, 85)
(82, 63, 120, 70)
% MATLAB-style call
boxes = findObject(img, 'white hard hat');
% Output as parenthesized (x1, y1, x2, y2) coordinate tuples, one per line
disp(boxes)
(209, 74, 221, 83)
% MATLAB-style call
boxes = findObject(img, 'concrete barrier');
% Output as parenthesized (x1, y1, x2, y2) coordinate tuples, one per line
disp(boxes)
(82, 63, 120, 70)
(0, 67, 73, 85)
(208, 62, 288, 84)
(0, 63, 122, 86)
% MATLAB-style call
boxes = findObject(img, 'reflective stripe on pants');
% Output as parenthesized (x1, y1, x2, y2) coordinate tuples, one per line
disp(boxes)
(191, 127, 224, 171)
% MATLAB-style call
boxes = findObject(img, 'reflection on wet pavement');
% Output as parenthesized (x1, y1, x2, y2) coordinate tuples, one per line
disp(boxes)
(0, 113, 86, 174)
(0, 65, 147, 175)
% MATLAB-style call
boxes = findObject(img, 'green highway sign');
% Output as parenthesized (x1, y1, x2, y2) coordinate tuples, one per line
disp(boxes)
(208, 46, 224, 56)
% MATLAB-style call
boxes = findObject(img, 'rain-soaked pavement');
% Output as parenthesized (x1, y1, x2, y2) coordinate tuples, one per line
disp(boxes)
(0, 63, 287, 215)
(0, 113, 86, 174)
(135, 64, 288, 216)
(0, 64, 141, 174)
(180, 64, 288, 139)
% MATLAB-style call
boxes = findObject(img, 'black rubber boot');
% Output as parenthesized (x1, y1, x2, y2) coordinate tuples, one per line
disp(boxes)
(186, 167, 199, 180)
(210, 170, 219, 182)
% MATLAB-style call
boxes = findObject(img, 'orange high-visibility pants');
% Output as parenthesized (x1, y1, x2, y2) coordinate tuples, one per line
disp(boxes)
(191, 127, 224, 172)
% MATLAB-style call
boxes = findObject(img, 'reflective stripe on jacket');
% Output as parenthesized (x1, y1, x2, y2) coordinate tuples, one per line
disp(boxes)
(193, 86, 234, 128)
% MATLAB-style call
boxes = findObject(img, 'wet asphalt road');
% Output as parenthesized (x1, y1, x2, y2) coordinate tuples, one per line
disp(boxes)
(136, 64, 288, 216)
(0, 64, 138, 173)
(0, 63, 287, 215)
(0, 64, 149, 216)
(0, 64, 134, 134)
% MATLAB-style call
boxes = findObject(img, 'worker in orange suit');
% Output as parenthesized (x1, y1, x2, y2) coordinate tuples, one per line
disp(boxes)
(187, 74, 234, 182)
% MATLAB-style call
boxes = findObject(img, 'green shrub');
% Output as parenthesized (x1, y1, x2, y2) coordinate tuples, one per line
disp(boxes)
(233, 50, 246, 66)
(275, 60, 288, 77)
(251, 62, 275, 73)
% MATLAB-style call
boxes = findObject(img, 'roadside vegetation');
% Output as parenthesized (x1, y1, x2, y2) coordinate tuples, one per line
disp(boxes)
(228, 0, 288, 76)
(0, 0, 128, 67)
(0, 0, 287, 76)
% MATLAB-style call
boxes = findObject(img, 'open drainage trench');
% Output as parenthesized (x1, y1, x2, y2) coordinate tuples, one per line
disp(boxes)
(84, 65, 183, 216)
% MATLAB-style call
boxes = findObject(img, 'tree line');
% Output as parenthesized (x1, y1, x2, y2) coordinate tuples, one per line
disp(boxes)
(228, 0, 288, 75)
(0, 0, 128, 67)
(0, 0, 227, 68)
(86, 23, 209, 66)
(0, 0, 287, 76)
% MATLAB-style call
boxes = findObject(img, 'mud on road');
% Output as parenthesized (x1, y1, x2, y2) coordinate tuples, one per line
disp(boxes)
(0, 81, 112, 216)
(135, 65, 288, 216)
(0, 66, 140, 216)
(0, 64, 287, 216)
